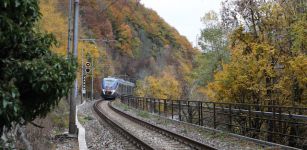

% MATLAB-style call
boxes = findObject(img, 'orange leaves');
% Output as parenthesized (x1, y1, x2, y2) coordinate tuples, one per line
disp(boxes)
(116, 23, 140, 57)
(119, 24, 133, 40)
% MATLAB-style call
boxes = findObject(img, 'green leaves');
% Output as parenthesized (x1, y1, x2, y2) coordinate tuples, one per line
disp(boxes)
(0, 0, 76, 131)
(14, 1, 20, 7)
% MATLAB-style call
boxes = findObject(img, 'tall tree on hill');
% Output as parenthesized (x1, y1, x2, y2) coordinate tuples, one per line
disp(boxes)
(208, 0, 306, 106)
(0, 0, 76, 142)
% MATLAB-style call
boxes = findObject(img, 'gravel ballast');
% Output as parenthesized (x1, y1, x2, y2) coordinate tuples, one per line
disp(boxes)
(77, 100, 125, 150)
(111, 100, 275, 150)
(78, 100, 288, 150)
(98, 101, 192, 150)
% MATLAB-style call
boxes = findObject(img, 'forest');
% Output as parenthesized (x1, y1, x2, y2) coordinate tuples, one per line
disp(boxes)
(0, 0, 306, 149)
(199, 0, 306, 106)
(39, 0, 306, 105)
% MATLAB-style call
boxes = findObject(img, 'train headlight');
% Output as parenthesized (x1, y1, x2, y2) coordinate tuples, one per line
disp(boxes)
(102, 89, 105, 94)
(111, 90, 115, 95)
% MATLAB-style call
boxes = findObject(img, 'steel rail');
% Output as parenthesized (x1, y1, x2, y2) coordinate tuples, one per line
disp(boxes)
(93, 100, 154, 150)
(109, 102, 217, 150)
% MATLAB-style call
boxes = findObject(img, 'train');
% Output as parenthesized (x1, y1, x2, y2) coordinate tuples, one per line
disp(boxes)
(101, 77, 135, 100)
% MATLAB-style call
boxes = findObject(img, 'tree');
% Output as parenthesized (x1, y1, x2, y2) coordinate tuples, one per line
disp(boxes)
(194, 11, 229, 97)
(209, 0, 307, 106)
(135, 67, 182, 99)
(0, 0, 76, 137)
(206, 1, 306, 145)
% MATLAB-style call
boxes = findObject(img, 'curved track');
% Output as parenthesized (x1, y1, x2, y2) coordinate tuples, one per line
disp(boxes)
(93, 100, 216, 150)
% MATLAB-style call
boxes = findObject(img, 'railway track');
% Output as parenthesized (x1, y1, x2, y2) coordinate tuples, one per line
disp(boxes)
(93, 100, 216, 150)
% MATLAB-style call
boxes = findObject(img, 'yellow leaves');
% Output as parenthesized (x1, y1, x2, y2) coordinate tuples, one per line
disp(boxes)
(39, 0, 67, 56)
(135, 69, 182, 99)
(179, 62, 192, 83)
(77, 42, 100, 61)
(206, 42, 279, 103)
(207, 30, 306, 105)
(290, 55, 307, 86)
(203, 0, 306, 105)
(117, 24, 134, 57)
(134, 80, 146, 97)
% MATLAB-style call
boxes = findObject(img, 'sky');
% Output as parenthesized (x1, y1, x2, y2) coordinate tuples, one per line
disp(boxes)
(140, 0, 223, 47)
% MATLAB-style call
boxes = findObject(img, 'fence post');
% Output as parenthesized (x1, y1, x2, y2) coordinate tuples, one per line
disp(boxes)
(158, 99, 161, 115)
(164, 99, 167, 117)
(213, 103, 216, 129)
(143, 97, 145, 111)
(273, 105, 276, 141)
(278, 107, 282, 140)
(138, 97, 140, 109)
(171, 100, 174, 119)
(132, 97, 134, 108)
(188, 101, 191, 123)
(248, 105, 252, 133)
(153, 99, 156, 113)
(199, 101, 201, 126)
(150, 98, 153, 113)
(179, 100, 181, 121)
(229, 104, 232, 132)
(147, 98, 150, 112)
(153, 98, 155, 113)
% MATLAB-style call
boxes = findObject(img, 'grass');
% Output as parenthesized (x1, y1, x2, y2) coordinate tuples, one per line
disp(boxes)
(181, 128, 188, 134)
(50, 100, 70, 129)
(137, 111, 150, 118)
(78, 115, 93, 125)
(210, 132, 228, 140)
(113, 100, 130, 111)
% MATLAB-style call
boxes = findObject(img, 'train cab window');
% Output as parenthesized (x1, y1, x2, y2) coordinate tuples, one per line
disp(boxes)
(103, 79, 116, 88)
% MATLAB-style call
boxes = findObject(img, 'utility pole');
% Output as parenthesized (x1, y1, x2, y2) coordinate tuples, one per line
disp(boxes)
(66, 0, 73, 120)
(81, 48, 84, 103)
(69, 0, 79, 135)
(66, 0, 73, 57)
(91, 58, 94, 101)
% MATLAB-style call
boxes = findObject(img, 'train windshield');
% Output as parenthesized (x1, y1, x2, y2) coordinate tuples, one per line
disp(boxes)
(103, 79, 117, 89)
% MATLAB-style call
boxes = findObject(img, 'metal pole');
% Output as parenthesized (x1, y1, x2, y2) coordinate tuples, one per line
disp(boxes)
(69, 0, 79, 135)
(91, 58, 94, 101)
(179, 101, 181, 121)
(66, 0, 73, 57)
(65, 0, 73, 113)
(81, 48, 83, 103)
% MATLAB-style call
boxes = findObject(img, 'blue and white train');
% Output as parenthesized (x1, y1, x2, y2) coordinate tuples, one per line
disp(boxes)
(101, 77, 135, 100)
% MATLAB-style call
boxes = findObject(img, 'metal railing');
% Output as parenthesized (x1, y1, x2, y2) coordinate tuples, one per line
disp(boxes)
(120, 96, 307, 149)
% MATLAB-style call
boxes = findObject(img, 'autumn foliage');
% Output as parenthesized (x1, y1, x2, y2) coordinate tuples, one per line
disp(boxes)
(77, 0, 197, 98)
(135, 68, 182, 99)
(205, 0, 306, 106)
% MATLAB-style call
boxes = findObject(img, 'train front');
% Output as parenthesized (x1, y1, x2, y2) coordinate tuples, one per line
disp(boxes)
(101, 78, 118, 100)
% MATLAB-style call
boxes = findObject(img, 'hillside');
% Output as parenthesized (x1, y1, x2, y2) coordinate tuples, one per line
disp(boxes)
(37, 0, 199, 99)
(79, 0, 199, 98)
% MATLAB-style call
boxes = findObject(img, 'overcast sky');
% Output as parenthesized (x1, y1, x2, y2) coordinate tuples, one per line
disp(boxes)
(140, 0, 223, 46)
